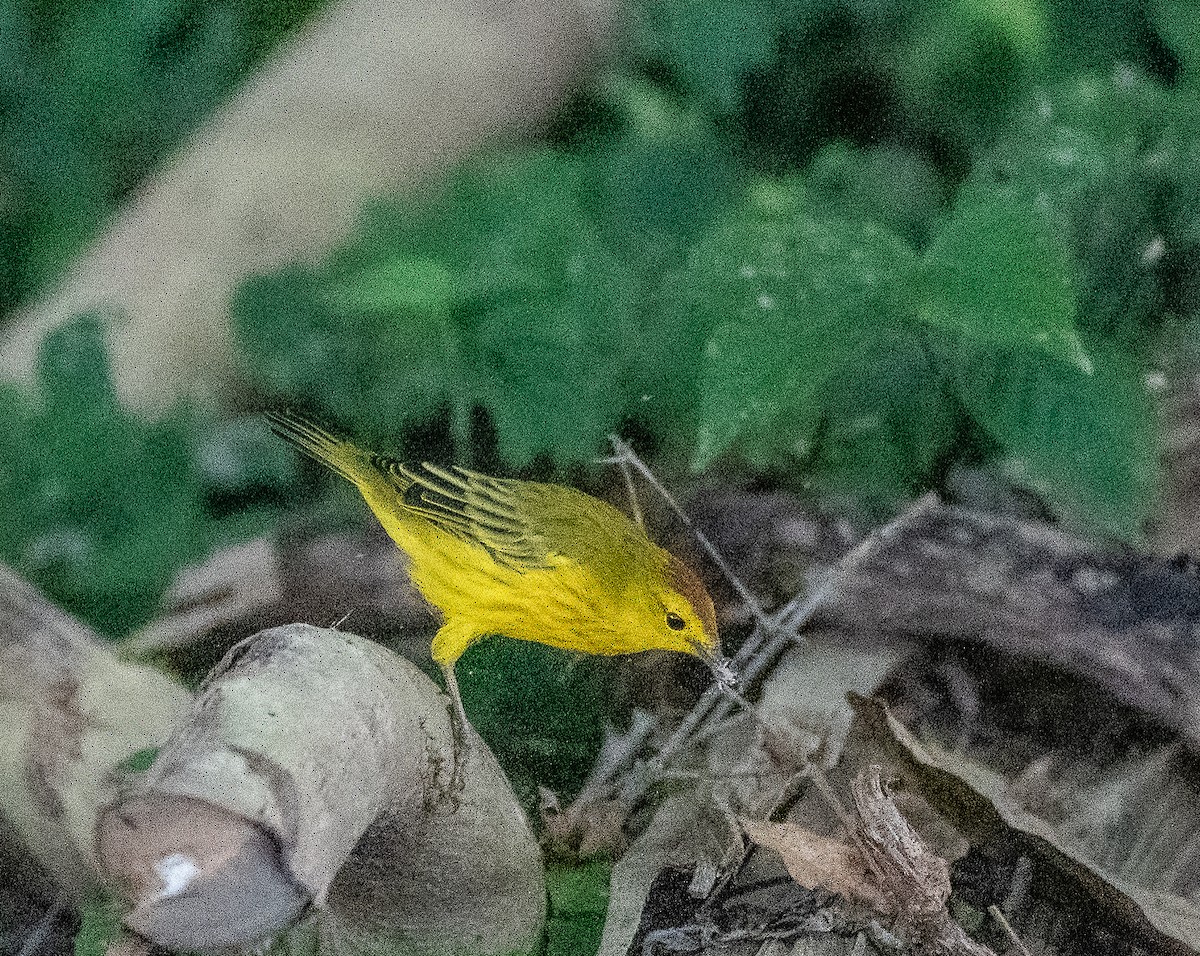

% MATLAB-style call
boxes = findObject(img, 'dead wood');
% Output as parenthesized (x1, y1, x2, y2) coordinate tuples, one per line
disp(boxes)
(122, 527, 430, 659)
(593, 633, 907, 956)
(0, 563, 191, 898)
(688, 489, 1200, 739)
(595, 491, 1200, 956)
(743, 768, 996, 956)
(96, 623, 545, 955)
(577, 491, 1200, 838)
(610, 689, 1200, 956)
(824, 503, 1200, 739)
(842, 696, 1200, 956)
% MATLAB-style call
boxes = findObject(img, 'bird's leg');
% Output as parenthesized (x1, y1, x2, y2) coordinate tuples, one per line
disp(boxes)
(440, 661, 471, 794)
(432, 623, 476, 797)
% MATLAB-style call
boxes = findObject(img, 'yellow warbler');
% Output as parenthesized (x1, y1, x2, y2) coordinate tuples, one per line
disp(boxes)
(267, 410, 721, 743)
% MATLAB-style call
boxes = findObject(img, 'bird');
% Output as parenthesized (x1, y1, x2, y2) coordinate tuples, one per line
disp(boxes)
(266, 409, 722, 777)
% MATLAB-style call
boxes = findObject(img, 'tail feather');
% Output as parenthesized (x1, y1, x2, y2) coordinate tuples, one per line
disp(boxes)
(265, 409, 370, 485)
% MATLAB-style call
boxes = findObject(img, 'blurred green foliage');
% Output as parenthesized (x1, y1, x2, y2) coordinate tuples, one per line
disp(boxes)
(73, 893, 121, 956)
(0, 8, 1193, 956)
(0, 314, 293, 635)
(0, 315, 207, 633)
(8, 0, 1193, 652)
(232, 0, 1199, 540)
(459, 638, 610, 796)
(0, 0, 312, 635)
(0, 0, 322, 314)
(0, 0, 1197, 915)
(543, 860, 613, 956)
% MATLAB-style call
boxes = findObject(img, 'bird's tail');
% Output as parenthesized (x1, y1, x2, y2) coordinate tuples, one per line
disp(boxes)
(265, 409, 375, 487)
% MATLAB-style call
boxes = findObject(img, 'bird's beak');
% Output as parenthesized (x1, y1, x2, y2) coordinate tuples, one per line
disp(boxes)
(691, 638, 718, 664)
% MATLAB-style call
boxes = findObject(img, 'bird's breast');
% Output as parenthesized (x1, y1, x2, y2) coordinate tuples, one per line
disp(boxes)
(402, 539, 647, 655)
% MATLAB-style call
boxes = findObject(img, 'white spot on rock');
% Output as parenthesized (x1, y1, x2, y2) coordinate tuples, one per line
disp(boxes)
(154, 853, 200, 900)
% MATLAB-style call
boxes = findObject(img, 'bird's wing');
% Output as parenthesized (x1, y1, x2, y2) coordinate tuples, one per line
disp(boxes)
(397, 463, 645, 575)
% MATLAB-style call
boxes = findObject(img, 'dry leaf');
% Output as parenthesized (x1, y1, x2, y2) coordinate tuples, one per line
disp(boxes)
(741, 818, 890, 912)
(849, 693, 1200, 956)
(743, 767, 996, 956)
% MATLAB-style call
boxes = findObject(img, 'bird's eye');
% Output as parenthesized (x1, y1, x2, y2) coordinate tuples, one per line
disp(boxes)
(666, 612, 686, 631)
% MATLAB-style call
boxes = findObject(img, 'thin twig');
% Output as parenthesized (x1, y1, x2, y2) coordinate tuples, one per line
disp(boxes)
(565, 709, 658, 825)
(610, 437, 646, 531)
(987, 905, 1033, 956)
(624, 479, 934, 808)
(802, 762, 860, 835)
(571, 440, 761, 810)
(640, 595, 804, 790)
(695, 492, 938, 742)
(596, 438, 784, 805)
(594, 438, 937, 814)
(607, 435, 770, 624)
(621, 494, 937, 807)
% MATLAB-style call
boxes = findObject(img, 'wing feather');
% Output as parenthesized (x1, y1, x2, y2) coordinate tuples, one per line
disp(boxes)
(397, 462, 649, 578)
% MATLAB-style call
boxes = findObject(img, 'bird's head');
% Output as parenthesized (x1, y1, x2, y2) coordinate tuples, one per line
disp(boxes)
(652, 553, 721, 661)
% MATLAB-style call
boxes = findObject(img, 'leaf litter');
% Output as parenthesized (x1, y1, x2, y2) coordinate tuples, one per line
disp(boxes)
(598, 488, 1200, 956)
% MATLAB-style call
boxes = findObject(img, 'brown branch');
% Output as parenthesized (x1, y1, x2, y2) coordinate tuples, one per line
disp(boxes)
(827, 504, 1200, 738)
(122, 528, 430, 657)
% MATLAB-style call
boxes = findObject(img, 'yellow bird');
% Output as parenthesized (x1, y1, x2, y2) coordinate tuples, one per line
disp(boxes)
(267, 410, 721, 749)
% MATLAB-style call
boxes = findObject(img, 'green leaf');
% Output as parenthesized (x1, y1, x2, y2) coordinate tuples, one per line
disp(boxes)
(917, 186, 1091, 373)
(951, 341, 1157, 539)
(329, 256, 457, 315)
(632, 0, 778, 114)
(233, 265, 472, 451)
(117, 747, 160, 776)
(237, 149, 646, 468)
(412, 150, 589, 291)
(0, 314, 212, 636)
(75, 893, 123, 956)
(584, 126, 738, 273)
(544, 861, 612, 956)
(686, 212, 919, 469)
(0, 0, 318, 312)
(412, 151, 640, 466)
(802, 141, 946, 246)
(233, 269, 350, 398)
(894, 0, 1050, 145)
(1150, 97, 1200, 317)
(37, 312, 120, 415)
(972, 73, 1174, 343)
(472, 233, 636, 466)
(1149, 0, 1200, 81)
(0, 382, 37, 558)
(814, 327, 959, 505)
